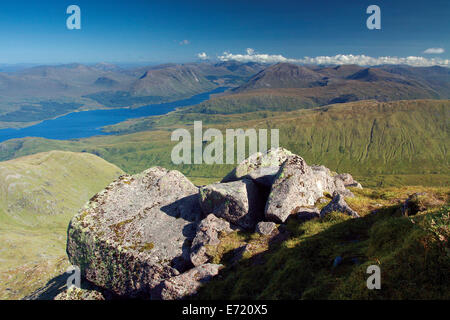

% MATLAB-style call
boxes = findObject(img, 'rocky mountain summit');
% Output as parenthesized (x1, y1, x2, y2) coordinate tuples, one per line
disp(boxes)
(65, 148, 361, 300)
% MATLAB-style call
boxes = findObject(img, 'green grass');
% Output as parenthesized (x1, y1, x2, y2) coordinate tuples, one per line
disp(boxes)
(194, 187, 450, 300)
(0, 151, 124, 299)
(0, 150, 124, 223)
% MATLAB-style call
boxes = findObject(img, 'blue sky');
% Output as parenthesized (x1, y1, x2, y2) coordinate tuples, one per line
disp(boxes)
(0, 0, 448, 64)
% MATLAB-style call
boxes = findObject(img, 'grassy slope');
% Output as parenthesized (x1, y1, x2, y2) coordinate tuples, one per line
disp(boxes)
(0, 151, 124, 299)
(0, 99, 448, 187)
(195, 186, 450, 300)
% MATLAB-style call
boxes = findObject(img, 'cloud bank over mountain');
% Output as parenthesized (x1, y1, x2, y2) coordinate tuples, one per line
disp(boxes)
(197, 52, 209, 60)
(423, 48, 445, 54)
(216, 48, 449, 67)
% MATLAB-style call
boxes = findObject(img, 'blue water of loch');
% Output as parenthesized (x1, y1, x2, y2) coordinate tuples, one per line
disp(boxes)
(0, 87, 228, 143)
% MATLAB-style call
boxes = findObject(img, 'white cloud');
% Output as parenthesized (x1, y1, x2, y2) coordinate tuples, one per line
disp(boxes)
(423, 48, 445, 54)
(197, 52, 209, 60)
(217, 48, 449, 67)
(300, 54, 450, 67)
(179, 40, 190, 45)
(218, 49, 291, 64)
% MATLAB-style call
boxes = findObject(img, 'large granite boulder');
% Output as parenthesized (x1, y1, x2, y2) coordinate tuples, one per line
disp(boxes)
(152, 263, 222, 300)
(265, 155, 352, 223)
(320, 192, 360, 218)
(190, 214, 234, 267)
(265, 155, 317, 223)
(66, 167, 202, 298)
(221, 147, 293, 187)
(199, 179, 263, 230)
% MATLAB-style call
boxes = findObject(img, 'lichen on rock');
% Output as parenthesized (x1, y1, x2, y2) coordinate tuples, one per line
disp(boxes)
(54, 287, 105, 300)
(221, 147, 293, 187)
(67, 167, 202, 298)
(265, 154, 352, 223)
(190, 214, 235, 266)
(152, 263, 222, 300)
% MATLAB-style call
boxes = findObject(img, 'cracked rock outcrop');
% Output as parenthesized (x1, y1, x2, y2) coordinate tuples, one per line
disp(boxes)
(264, 155, 351, 223)
(152, 263, 222, 300)
(199, 179, 264, 229)
(190, 214, 235, 267)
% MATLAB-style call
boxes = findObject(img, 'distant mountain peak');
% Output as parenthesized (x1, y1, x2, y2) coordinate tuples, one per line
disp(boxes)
(94, 76, 119, 87)
(346, 67, 408, 83)
(233, 62, 325, 92)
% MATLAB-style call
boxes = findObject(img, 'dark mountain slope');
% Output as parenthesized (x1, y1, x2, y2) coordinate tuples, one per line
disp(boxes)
(233, 63, 326, 92)
(314, 64, 366, 78)
(94, 77, 120, 88)
(129, 64, 215, 97)
(347, 68, 407, 82)
(220, 63, 449, 109)
(212, 61, 266, 76)
(186, 79, 439, 115)
(377, 65, 450, 98)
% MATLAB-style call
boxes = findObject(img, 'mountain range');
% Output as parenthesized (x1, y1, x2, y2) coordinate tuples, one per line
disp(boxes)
(0, 61, 265, 128)
(1, 61, 449, 129)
